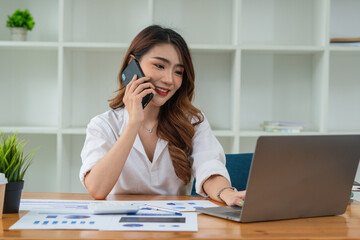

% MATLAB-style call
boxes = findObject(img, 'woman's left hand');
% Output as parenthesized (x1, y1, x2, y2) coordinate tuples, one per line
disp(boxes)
(221, 190, 246, 207)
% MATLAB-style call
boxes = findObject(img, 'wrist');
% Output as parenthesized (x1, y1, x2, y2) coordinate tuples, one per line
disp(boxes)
(127, 120, 142, 130)
(220, 188, 237, 203)
(217, 186, 237, 203)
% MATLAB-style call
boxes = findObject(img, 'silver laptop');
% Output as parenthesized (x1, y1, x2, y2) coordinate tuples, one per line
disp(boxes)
(196, 135, 360, 222)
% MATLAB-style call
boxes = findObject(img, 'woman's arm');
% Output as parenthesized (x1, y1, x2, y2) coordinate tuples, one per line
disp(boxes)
(84, 121, 141, 200)
(84, 75, 156, 200)
(203, 174, 246, 206)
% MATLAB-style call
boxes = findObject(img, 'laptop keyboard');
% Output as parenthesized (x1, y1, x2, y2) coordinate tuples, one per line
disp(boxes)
(222, 210, 243, 218)
(211, 206, 243, 216)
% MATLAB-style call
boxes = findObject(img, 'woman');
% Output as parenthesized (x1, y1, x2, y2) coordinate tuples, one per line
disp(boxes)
(80, 25, 245, 206)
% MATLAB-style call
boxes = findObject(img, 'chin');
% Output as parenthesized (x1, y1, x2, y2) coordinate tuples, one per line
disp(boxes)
(149, 100, 166, 107)
(151, 97, 171, 107)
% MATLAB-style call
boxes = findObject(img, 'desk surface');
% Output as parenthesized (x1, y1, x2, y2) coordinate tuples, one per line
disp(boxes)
(1, 192, 360, 240)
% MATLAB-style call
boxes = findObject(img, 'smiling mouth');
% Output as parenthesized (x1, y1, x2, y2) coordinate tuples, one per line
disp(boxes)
(155, 87, 170, 96)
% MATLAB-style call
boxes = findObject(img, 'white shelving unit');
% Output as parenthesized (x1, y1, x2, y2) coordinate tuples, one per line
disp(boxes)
(1, 0, 360, 195)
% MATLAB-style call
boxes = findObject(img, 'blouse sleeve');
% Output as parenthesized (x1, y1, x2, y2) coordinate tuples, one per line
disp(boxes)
(191, 115, 230, 197)
(79, 115, 118, 187)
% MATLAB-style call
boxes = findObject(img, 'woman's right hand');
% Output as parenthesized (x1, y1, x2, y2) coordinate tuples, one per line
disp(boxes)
(84, 75, 155, 199)
(123, 74, 156, 125)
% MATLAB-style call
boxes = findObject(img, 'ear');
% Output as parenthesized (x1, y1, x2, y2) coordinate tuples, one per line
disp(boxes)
(128, 54, 136, 64)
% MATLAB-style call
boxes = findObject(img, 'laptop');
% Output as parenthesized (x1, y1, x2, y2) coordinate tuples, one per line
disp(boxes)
(196, 135, 360, 222)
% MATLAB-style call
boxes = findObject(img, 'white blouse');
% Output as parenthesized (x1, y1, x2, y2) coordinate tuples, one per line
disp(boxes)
(79, 107, 230, 197)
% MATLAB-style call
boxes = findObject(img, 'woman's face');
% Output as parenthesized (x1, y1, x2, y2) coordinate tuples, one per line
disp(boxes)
(138, 43, 184, 107)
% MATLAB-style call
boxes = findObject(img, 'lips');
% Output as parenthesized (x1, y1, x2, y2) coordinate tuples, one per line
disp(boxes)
(155, 87, 170, 97)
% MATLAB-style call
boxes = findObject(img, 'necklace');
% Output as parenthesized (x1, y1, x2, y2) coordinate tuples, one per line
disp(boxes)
(143, 123, 157, 133)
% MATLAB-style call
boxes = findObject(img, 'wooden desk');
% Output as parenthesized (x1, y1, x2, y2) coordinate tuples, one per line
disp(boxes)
(1, 192, 360, 240)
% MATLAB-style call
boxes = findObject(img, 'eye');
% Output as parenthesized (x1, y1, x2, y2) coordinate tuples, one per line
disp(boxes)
(175, 70, 183, 76)
(154, 64, 164, 69)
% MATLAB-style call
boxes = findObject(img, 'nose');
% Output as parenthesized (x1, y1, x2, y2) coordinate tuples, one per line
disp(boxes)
(161, 70, 174, 85)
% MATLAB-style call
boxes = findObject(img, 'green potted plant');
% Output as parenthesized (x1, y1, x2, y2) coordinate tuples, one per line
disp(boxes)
(0, 132, 38, 213)
(6, 9, 35, 41)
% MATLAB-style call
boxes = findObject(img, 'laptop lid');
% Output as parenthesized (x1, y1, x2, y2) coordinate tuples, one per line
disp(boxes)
(240, 135, 360, 222)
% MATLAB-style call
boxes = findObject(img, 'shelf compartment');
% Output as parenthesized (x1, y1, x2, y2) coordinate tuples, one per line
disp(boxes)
(0, 41, 58, 50)
(192, 52, 235, 131)
(62, 42, 129, 51)
(0, 0, 58, 42)
(190, 44, 237, 53)
(20, 134, 57, 192)
(239, 137, 258, 154)
(0, 48, 58, 127)
(62, 48, 124, 128)
(330, 0, 360, 39)
(241, 0, 326, 46)
(239, 51, 325, 132)
(239, 130, 326, 137)
(241, 45, 325, 53)
(0, 127, 58, 134)
(63, 0, 149, 43)
(61, 128, 86, 135)
(61, 135, 87, 193)
(153, 0, 234, 45)
(213, 130, 235, 137)
(330, 46, 360, 52)
(217, 136, 235, 154)
(328, 52, 360, 131)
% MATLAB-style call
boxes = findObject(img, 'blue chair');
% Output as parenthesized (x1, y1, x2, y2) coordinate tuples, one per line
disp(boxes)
(191, 153, 253, 195)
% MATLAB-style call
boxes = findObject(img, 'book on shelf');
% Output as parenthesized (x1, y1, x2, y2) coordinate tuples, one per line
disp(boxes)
(330, 37, 360, 47)
(353, 181, 360, 192)
(261, 121, 305, 133)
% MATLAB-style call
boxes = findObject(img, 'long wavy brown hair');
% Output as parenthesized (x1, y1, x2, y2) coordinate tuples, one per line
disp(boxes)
(109, 25, 203, 184)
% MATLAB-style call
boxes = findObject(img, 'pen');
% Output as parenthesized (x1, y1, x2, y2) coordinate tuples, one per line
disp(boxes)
(146, 205, 182, 216)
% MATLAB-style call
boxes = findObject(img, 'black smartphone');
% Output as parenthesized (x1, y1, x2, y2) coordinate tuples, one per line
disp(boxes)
(121, 59, 153, 108)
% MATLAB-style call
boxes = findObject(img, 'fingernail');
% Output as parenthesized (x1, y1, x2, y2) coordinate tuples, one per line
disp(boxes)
(239, 201, 244, 207)
(133, 74, 137, 78)
(146, 76, 151, 78)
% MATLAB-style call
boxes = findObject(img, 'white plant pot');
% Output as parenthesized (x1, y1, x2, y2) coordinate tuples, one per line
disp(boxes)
(10, 27, 28, 41)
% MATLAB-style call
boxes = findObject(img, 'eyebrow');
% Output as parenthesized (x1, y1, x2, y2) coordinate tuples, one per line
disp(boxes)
(152, 56, 184, 68)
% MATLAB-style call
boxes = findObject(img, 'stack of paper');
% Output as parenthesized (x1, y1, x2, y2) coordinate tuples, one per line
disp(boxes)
(330, 37, 360, 47)
(10, 199, 219, 232)
(353, 181, 360, 192)
(261, 121, 306, 133)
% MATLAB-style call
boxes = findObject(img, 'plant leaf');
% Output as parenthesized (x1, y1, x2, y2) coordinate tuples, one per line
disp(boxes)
(0, 132, 37, 182)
